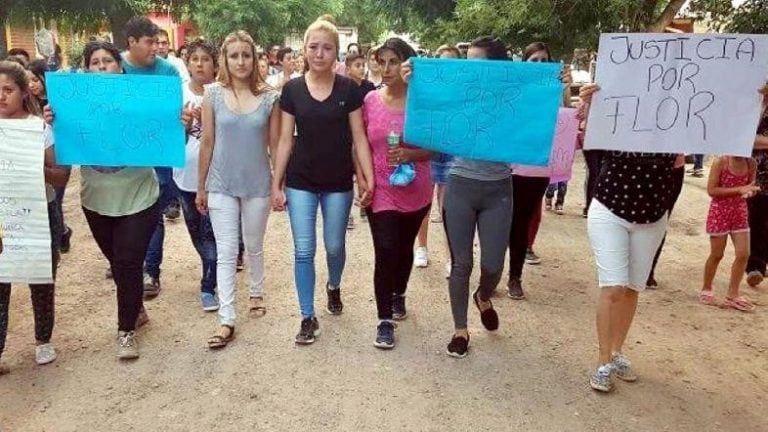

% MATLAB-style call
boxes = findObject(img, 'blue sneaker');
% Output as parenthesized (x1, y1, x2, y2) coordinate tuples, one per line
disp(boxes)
(373, 321, 395, 349)
(201, 293, 219, 312)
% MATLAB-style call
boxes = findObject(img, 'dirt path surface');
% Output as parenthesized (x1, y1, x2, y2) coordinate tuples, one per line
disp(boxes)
(2, 159, 767, 432)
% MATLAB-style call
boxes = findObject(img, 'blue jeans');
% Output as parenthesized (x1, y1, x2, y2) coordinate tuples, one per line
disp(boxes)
(545, 181, 568, 206)
(144, 168, 179, 278)
(693, 154, 704, 170)
(178, 190, 217, 294)
(286, 188, 353, 319)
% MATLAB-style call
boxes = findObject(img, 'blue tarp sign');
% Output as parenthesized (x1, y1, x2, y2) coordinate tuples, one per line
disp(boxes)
(404, 58, 563, 166)
(46, 73, 185, 167)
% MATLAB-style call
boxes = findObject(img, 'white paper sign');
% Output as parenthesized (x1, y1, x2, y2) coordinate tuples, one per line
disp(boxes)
(585, 33, 768, 156)
(0, 118, 53, 284)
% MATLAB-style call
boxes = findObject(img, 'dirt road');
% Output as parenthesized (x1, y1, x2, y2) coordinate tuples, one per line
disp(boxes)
(1, 159, 767, 432)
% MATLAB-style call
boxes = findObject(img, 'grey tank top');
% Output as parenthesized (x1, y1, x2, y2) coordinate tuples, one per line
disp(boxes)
(205, 83, 279, 198)
(450, 157, 511, 181)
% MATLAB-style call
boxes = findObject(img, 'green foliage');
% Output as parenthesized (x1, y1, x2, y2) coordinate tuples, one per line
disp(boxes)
(405, 0, 704, 56)
(690, 0, 768, 33)
(189, 0, 341, 47)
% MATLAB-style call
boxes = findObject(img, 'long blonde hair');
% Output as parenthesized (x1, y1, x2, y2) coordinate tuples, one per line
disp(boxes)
(217, 31, 268, 95)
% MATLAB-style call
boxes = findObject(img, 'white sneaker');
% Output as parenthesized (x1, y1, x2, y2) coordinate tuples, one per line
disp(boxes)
(117, 331, 139, 360)
(414, 247, 429, 268)
(35, 343, 57, 365)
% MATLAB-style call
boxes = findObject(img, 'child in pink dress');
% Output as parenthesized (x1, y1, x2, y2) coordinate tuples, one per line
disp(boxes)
(701, 156, 760, 312)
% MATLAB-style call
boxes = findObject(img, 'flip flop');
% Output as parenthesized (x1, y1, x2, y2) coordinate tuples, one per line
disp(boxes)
(249, 297, 267, 317)
(207, 325, 235, 350)
(472, 288, 499, 331)
(724, 296, 755, 313)
(698, 290, 719, 306)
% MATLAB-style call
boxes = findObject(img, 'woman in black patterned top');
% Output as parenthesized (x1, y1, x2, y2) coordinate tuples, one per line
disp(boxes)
(580, 83, 679, 393)
(581, 81, 768, 393)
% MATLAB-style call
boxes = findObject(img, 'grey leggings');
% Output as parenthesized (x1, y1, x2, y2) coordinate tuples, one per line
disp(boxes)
(443, 175, 513, 329)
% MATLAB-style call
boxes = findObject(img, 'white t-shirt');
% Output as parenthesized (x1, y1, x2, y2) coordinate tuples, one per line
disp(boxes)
(166, 55, 190, 83)
(173, 83, 203, 192)
(267, 72, 301, 89)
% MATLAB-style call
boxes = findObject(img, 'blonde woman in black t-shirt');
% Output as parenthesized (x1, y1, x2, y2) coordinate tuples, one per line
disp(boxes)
(271, 18, 375, 345)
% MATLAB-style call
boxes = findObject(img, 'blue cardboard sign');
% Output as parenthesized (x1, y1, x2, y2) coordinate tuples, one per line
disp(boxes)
(404, 58, 563, 166)
(46, 73, 185, 167)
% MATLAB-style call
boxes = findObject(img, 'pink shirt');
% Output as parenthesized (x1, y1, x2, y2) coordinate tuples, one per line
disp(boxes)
(364, 91, 432, 213)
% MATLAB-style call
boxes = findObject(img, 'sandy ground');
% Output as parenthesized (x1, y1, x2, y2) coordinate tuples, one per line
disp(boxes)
(1, 158, 767, 432)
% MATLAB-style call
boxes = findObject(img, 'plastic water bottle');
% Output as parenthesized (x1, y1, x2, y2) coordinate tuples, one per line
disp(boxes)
(387, 128, 400, 167)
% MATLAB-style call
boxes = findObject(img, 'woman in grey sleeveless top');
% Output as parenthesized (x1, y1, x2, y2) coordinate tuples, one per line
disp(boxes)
(196, 31, 280, 349)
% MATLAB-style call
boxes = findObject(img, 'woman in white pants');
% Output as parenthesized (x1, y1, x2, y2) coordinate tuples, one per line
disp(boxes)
(197, 31, 280, 349)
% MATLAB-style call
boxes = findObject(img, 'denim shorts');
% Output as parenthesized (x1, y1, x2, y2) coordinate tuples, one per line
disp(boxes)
(431, 153, 454, 185)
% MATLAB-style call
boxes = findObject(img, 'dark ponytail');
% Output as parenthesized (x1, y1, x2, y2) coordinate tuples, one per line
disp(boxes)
(470, 36, 507, 61)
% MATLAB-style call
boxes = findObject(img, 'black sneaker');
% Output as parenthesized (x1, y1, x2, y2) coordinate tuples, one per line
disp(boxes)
(60, 226, 72, 253)
(392, 294, 407, 320)
(236, 252, 244, 272)
(295, 317, 320, 345)
(446, 334, 469, 358)
(507, 278, 526, 300)
(164, 202, 181, 221)
(646, 276, 658, 290)
(373, 321, 395, 349)
(326, 285, 343, 315)
(143, 273, 161, 299)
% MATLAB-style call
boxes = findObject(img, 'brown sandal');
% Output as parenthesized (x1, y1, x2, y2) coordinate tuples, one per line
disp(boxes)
(207, 325, 235, 350)
(249, 297, 267, 317)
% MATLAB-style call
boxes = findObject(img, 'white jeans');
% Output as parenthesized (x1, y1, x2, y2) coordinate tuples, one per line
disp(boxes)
(587, 199, 668, 291)
(208, 192, 271, 326)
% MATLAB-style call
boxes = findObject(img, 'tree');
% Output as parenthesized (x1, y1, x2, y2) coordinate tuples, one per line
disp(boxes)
(690, 0, 768, 33)
(188, 0, 342, 47)
(407, 0, 697, 56)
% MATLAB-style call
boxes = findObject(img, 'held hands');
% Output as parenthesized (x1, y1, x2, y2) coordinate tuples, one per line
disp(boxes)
(195, 191, 208, 215)
(271, 186, 287, 212)
(355, 178, 374, 208)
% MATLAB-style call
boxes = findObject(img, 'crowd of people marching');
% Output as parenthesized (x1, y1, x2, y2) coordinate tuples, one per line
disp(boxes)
(1, 14, 767, 394)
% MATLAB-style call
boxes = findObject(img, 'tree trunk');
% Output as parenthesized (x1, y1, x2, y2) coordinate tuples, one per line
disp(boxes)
(647, 0, 688, 32)
(0, 9, 8, 58)
(108, 5, 136, 49)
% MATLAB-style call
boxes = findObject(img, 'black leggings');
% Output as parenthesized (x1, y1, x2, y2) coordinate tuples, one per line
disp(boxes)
(648, 166, 685, 281)
(368, 205, 430, 320)
(0, 204, 60, 360)
(508, 175, 550, 280)
(583, 150, 605, 211)
(83, 202, 159, 332)
(747, 194, 768, 276)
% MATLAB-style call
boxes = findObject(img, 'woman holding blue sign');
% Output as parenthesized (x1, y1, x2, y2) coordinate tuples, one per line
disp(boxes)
(403, 36, 513, 358)
(362, 38, 433, 350)
(0, 60, 70, 373)
(195, 31, 281, 350)
(271, 18, 375, 345)
(47, 42, 162, 360)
